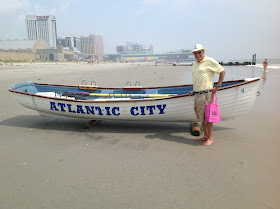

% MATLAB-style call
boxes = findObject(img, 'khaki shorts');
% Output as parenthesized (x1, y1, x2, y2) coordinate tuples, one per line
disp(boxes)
(194, 92, 212, 122)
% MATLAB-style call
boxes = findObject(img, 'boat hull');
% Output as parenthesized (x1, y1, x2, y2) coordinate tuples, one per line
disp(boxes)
(9, 78, 260, 122)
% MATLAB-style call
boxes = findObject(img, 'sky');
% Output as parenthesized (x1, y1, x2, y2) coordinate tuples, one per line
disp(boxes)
(0, 0, 279, 60)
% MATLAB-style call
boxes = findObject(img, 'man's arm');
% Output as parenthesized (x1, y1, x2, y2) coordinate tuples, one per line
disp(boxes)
(212, 70, 226, 94)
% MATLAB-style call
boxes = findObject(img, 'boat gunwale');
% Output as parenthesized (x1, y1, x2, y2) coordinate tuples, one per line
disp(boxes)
(8, 78, 260, 104)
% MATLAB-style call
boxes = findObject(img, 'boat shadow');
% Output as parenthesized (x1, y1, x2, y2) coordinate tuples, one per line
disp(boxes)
(0, 115, 234, 146)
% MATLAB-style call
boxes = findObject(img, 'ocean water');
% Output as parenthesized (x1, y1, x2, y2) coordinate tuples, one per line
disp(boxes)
(183, 58, 280, 84)
(254, 58, 280, 69)
(221, 58, 280, 81)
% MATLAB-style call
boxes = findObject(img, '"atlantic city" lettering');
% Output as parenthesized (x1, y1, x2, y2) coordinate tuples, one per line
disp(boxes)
(50, 102, 166, 116)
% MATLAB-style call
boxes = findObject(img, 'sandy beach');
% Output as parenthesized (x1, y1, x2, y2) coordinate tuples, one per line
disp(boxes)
(0, 62, 279, 209)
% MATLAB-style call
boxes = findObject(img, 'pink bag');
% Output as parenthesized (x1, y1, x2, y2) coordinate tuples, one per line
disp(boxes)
(205, 93, 221, 123)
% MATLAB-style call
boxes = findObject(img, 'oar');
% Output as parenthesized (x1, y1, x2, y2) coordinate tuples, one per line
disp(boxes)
(89, 93, 176, 98)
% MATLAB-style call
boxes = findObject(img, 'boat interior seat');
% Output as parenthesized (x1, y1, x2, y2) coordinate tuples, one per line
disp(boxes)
(100, 89, 114, 94)
(145, 89, 158, 94)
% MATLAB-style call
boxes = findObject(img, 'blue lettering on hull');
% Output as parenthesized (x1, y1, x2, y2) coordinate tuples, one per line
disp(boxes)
(49, 102, 166, 117)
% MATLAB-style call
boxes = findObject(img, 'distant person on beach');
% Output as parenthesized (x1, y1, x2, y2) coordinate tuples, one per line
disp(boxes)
(263, 59, 268, 71)
(263, 59, 268, 83)
(190, 44, 226, 146)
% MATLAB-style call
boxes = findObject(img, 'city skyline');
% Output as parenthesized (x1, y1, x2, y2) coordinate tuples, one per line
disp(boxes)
(0, 0, 279, 60)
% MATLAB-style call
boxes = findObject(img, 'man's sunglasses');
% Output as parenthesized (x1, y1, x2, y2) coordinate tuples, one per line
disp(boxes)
(193, 51, 203, 55)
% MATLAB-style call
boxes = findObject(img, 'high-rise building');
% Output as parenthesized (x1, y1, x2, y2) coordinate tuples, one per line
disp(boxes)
(93, 34, 104, 56)
(25, 15, 57, 48)
(57, 34, 103, 58)
(81, 34, 95, 55)
(65, 36, 82, 52)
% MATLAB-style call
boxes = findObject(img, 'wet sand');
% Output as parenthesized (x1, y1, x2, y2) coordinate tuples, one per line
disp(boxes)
(0, 62, 279, 209)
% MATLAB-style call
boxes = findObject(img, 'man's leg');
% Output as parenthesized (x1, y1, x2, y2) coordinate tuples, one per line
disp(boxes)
(194, 94, 210, 141)
(196, 121, 208, 141)
(202, 122, 214, 146)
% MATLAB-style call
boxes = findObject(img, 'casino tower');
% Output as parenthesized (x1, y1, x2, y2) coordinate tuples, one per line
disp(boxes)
(25, 15, 57, 48)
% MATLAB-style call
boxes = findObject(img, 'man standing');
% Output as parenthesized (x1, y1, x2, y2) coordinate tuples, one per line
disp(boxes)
(190, 44, 226, 146)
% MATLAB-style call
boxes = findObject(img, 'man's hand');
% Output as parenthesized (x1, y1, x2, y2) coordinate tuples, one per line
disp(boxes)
(211, 86, 219, 94)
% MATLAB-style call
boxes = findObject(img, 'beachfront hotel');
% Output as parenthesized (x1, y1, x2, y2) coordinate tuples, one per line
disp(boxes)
(58, 34, 104, 58)
(25, 15, 57, 48)
(81, 34, 95, 56)
(93, 34, 104, 56)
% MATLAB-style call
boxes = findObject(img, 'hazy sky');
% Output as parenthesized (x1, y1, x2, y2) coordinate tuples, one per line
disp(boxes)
(0, 0, 279, 60)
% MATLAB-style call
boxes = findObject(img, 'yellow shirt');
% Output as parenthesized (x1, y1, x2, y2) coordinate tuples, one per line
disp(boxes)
(192, 56, 225, 92)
